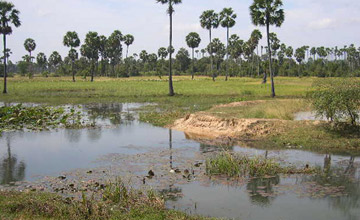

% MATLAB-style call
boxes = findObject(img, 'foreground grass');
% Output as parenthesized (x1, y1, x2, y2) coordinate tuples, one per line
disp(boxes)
(0, 179, 214, 220)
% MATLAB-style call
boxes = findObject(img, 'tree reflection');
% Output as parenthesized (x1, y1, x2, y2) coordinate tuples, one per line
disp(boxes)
(0, 136, 26, 185)
(246, 176, 280, 207)
(64, 129, 82, 143)
(199, 144, 234, 153)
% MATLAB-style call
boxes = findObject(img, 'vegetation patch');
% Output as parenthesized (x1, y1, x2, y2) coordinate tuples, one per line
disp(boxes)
(0, 104, 89, 133)
(0, 179, 213, 220)
(206, 151, 315, 178)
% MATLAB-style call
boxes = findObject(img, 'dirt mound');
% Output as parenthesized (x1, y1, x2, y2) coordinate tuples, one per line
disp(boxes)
(172, 113, 285, 140)
(213, 100, 266, 109)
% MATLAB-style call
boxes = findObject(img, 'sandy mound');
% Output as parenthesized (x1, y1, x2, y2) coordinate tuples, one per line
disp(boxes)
(172, 113, 285, 140)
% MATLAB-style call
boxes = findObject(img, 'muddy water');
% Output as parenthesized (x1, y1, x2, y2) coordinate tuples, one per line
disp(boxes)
(0, 103, 359, 220)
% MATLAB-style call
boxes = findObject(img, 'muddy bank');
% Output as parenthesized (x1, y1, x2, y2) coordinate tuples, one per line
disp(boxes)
(172, 113, 286, 140)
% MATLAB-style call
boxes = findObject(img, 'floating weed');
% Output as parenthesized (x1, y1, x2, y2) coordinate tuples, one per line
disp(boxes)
(0, 104, 90, 133)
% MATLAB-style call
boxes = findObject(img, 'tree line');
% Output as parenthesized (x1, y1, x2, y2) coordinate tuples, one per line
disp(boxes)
(1, 0, 359, 97)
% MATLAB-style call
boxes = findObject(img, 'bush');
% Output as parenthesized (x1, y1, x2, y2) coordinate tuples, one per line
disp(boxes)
(309, 79, 360, 125)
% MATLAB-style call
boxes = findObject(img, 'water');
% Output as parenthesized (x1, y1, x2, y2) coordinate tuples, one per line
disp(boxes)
(0, 103, 359, 220)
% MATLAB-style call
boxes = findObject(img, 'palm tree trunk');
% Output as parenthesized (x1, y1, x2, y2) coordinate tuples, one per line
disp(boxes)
(29, 51, 32, 79)
(72, 60, 75, 82)
(126, 45, 129, 59)
(225, 27, 229, 81)
(3, 34, 7, 94)
(192, 48, 194, 80)
(168, 6, 175, 96)
(267, 23, 275, 97)
(209, 29, 215, 82)
(91, 61, 94, 82)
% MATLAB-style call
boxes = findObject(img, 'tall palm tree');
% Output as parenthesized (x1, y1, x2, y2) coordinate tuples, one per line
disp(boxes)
(24, 38, 36, 78)
(200, 10, 219, 81)
(0, 1, 20, 94)
(185, 32, 201, 80)
(63, 31, 80, 82)
(81, 32, 100, 82)
(36, 52, 47, 75)
(219, 8, 237, 81)
(156, 0, 182, 96)
(123, 34, 134, 58)
(250, 0, 285, 97)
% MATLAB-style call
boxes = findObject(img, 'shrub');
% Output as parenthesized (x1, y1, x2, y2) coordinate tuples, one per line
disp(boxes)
(309, 79, 360, 125)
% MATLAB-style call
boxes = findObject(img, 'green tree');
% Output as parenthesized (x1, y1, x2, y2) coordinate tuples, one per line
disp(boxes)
(250, 0, 285, 97)
(36, 52, 47, 73)
(106, 30, 123, 77)
(219, 8, 237, 81)
(185, 32, 201, 79)
(156, 0, 182, 96)
(123, 34, 134, 58)
(200, 10, 219, 81)
(0, 1, 20, 93)
(63, 31, 80, 82)
(175, 48, 190, 73)
(81, 32, 100, 82)
(24, 38, 36, 78)
(158, 47, 168, 60)
(207, 38, 225, 76)
(48, 51, 62, 73)
(228, 34, 244, 60)
(98, 35, 107, 76)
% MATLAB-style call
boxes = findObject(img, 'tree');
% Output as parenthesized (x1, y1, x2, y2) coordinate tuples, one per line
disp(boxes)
(285, 46, 293, 59)
(23, 38, 36, 78)
(310, 47, 316, 60)
(219, 8, 237, 81)
(139, 50, 148, 63)
(98, 35, 107, 76)
(36, 52, 47, 73)
(207, 38, 225, 76)
(185, 32, 201, 79)
(175, 48, 190, 73)
(48, 51, 62, 72)
(228, 34, 244, 60)
(106, 30, 123, 77)
(156, 0, 182, 96)
(250, 0, 285, 97)
(158, 47, 168, 60)
(200, 10, 219, 81)
(81, 32, 100, 82)
(123, 34, 134, 58)
(248, 29, 262, 77)
(63, 31, 80, 82)
(294, 47, 306, 77)
(0, 1, 20, 93)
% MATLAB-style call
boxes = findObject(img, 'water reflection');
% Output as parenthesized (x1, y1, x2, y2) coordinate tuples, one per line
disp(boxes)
(0, 136, 26, 185)
(246, 176, 280, 207)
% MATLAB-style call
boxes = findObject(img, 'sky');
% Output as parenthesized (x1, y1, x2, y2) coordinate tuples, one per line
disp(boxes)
(5, 0, 360, 62)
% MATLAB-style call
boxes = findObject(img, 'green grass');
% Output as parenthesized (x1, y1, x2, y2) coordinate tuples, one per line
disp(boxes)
(206, 151, 315, 178)
(0, 179, 214, 220)
(207, 99, 311, 120)
(0, 76, 314, 126)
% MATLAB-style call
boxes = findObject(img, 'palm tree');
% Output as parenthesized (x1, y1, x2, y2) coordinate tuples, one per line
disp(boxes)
(0, 1, 20, 94)
(98, 35, 107, 76)
(36, 52, 47, 75)
(156, 0, 182, 96)
(48, 51, 62, 73)
(200, 10, 219, 81)
(186, 32, 201, 80)
(24, 38, 36, 78)
(106, 30, 123, 77)
(63, 31, 80, 82)
(123, 34, 134, 58)
(81, 32, 100, 82)
(250, 0, 285, 97)
(219, 8, 237, 81)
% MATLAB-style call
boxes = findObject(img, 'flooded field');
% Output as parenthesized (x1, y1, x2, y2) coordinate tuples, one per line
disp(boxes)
(0, 103, 359, 220)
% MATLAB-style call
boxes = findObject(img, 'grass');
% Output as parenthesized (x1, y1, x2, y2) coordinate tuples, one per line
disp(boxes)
(207, 99, 311, 120)
(206, 151, 315, 178)
(0, 179, 214, 220)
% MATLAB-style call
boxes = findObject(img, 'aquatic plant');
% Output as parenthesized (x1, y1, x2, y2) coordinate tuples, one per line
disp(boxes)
(206, 151, 314, 177)
(0, 104, 87, 133)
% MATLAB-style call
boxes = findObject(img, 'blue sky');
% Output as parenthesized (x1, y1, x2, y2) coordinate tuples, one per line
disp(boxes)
(5, 0, 360, 62)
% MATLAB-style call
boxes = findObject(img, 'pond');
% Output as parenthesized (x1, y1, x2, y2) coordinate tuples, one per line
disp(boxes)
(0, 103, 359, 220)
